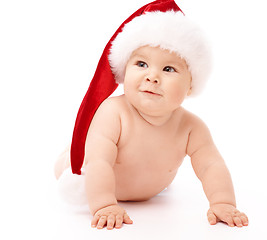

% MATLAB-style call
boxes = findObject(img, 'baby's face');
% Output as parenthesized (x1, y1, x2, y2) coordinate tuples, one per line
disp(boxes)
(124, 46, 192, 117)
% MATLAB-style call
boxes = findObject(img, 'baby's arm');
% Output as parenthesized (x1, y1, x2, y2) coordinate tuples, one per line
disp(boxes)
(186, 116, 248, 227)
(84, 99, 132, 229)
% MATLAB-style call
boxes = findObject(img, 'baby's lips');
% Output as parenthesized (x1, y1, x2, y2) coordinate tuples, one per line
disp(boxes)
(140, 89, 162, 96)
(145, 90, 160, 95)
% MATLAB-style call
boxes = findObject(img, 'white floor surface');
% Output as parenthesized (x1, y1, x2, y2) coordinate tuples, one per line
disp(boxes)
(2, 155, 266, 240)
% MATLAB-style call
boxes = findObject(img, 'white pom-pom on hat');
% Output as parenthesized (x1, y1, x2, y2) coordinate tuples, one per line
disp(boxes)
(57, 168, 87, 205)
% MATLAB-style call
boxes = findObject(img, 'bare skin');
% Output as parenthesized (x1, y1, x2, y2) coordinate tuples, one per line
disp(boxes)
(55, 46, 248, 229)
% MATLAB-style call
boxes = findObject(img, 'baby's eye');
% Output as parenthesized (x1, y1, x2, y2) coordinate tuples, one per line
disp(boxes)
(163, 66, 176, 72)
(137, 61, 148, 68)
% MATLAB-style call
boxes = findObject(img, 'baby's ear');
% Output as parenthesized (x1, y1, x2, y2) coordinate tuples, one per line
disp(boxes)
(187, 87, 192, 96)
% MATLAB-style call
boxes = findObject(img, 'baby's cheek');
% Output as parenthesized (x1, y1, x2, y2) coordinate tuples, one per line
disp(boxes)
(124, 81, 135, 96)
(168, 85, 187, 103)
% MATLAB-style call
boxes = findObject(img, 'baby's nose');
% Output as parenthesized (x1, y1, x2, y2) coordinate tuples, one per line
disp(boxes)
(146, 70, 160, 84)
(146, 77, 159, 84)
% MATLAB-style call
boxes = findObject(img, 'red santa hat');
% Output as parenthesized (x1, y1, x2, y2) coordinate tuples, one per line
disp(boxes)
(70, 0, 212, 175)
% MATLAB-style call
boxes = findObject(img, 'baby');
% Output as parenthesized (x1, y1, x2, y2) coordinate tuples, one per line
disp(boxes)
(55, 0, 248, 230)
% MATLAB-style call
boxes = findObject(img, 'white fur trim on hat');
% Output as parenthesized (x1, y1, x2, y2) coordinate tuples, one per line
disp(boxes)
(109, 11, 212, 96)
(57, 168, 87, 205)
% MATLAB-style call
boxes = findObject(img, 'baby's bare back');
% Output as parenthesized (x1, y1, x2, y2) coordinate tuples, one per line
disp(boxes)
(106, 96, 192, 201)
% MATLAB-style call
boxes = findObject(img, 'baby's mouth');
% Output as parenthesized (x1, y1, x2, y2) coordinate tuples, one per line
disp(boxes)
(142, 90, 162, 96)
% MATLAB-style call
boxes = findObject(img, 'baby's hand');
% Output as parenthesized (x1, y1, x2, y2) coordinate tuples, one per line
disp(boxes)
(91, 204, 133, 230)
(207, 203, 249, 227)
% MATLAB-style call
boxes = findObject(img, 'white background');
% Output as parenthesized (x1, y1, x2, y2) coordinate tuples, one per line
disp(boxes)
(1, 0, 266, 239)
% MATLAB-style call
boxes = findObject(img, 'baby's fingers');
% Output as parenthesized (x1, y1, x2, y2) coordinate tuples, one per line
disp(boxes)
(123, 213, 133, 224)
(91, 215, 100, 228)
(207, 208, 235, 227)
(115, 213, 133, 229)
(97, 216, 108, 229)
(115, 215, 123, 229)
(240, 213, 249, 226)
(221, 214, 235, 227)
(207, 210, 217, 225)
(109, 213, 133, 229)
(107, 214, 116, 230)
(233, 212, 249, 227)
(233, 216, 243, 227)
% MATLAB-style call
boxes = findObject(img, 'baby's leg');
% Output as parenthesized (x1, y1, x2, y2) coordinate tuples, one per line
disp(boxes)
(54, 146, 71, 179)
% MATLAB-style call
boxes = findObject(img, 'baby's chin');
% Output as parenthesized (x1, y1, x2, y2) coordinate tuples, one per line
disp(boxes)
(137, 103, 181, 117)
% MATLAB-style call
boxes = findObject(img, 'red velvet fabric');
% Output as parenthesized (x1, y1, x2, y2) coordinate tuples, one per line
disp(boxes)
(70, 0, 182, 175)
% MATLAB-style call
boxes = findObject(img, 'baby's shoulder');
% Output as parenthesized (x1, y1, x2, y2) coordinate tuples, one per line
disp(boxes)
(181, 108, 212, 144)
(181, 109, 213, 156)
(88, 96, 126, 137)
(179, 107, 208, 130)
(98, 95, 127, 114)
